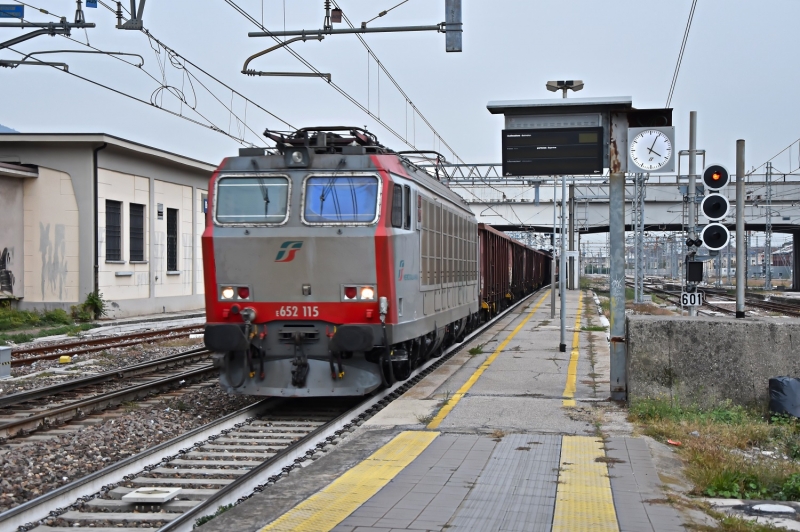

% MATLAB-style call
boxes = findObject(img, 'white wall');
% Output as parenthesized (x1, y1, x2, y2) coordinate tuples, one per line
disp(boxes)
(154, 180, 193, 298)
(97, 168, 151, 302)
(23, 167, 79, 303)
(196, 189, 206, 295)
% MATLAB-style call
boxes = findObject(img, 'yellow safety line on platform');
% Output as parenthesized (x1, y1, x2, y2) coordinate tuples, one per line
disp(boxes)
(552, 435, 620, 532)
(562, 293, 584, 407)
(426, 290, 550, 430)
(258, 431, 438, 532)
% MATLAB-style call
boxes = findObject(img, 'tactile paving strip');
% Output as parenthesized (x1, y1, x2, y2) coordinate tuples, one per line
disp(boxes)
(552, 435, 619, 532)
(447, 433, 562, 532)
(258, 431, 438, 532)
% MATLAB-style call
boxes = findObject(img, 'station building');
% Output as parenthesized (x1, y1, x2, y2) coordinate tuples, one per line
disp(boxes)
(0, 133, 215, 318)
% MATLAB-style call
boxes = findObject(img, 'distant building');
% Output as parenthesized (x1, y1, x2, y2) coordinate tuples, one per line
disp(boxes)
(0, 133, 215, 317)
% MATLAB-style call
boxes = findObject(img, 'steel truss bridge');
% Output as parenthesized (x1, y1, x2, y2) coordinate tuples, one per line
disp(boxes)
(426, 163, 800, 235)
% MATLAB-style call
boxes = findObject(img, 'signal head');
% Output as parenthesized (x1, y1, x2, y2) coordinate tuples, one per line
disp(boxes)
(700, 223, 730, 251)
(701, 194, 730, 221)
(703, 164, 730, 190)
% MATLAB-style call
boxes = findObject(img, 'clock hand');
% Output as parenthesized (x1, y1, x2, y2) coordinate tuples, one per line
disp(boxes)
(650, 149, 661, 157)
(649, 136, 658, 151)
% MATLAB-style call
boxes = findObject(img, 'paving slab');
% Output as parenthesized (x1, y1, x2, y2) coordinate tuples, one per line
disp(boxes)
(194, 289, 690, 532)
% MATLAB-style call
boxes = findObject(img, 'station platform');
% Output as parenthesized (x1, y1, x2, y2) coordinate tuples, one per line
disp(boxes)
(198, 289, 689, 532)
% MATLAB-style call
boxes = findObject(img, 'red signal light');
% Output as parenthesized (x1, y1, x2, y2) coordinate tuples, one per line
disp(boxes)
(237, 287, 250, 299)
(712, 172, 722, 181)
(344, 286, 357, 299)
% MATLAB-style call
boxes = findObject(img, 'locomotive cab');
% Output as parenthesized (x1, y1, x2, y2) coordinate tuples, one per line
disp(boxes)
(203, 127, 483, 397)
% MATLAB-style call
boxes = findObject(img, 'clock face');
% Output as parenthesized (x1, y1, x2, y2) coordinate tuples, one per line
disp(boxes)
(630, 129, 673, 171)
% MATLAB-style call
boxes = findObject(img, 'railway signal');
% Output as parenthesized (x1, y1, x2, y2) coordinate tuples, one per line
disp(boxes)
(699, 164, 730, 250)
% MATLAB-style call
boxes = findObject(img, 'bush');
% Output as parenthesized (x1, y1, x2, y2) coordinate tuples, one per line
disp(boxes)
(42, 308, 72, 326)
(0, 301, 74, 331)
(83, 291, 107, 319)
(71, 291, 107, 322)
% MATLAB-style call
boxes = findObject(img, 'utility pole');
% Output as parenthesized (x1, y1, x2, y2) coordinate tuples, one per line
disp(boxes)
(687, 111, 698, 316)
(569, 183, 575, 290)
(765, 162, 773, 289)
(608, 112, 627, 401)
(559, 173, 567, 352)
(551, 177, 557, 319)
(736, 140, 746, 317)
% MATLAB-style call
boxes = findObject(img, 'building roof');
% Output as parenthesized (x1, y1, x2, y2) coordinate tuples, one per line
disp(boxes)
(0, 132, 217, 172)
(487, 96, 633, 115)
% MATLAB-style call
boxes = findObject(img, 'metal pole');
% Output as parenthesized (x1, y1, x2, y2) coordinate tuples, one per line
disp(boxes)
(688, 111, 698, 316)
(736, 139, 746, 317)
(765, 162, 773, 289)
(608, 111, 628, 401)
(551, 178, 557, 319)
(633, 176, 640, 302)
(569, 183, 575, 290)
(559, 173, 567, 352)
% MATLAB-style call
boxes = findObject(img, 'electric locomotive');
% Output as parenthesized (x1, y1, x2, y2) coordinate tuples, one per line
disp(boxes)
(203, 127, 481, 397)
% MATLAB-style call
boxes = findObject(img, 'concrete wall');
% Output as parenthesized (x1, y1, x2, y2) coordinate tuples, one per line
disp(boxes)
(1, 142, 99, 307)
(0, 176, 24, 298)
(0, 136, 213, 317)
(97, 168, 150, 301)
(23, 167, 80, 304)
(627, 315, 800, 408)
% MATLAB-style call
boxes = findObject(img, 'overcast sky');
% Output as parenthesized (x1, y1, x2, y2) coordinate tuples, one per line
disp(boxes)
(2, 0, 798, 175)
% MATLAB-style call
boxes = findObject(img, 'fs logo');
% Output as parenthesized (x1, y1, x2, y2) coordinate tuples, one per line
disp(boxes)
(398, 260, 405, 281)
(275, 241, 303, 262)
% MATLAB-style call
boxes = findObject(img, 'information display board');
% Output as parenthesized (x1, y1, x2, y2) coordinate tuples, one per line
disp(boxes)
(501, 127, 604, 177)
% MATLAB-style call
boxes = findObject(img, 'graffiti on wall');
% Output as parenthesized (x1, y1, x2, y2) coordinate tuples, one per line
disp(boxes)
(39, 222, 68, 300)
(0, 247, 15, 295)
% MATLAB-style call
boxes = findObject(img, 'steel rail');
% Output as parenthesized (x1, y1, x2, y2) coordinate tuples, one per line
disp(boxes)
(629, 281, 736, 316)
(0, 364, 215, 440)
(0, 399, 280, 531)
(162, 287, 548, 532)
(11, 325, 203, 365)
(0, 347, 210, 409)
(701, 287, 800, 317)
(2, 286, 548, 532)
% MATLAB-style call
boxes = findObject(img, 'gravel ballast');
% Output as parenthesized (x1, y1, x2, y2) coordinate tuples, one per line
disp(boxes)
(0, 338, 205, 396)
(0, 384, 258, 512)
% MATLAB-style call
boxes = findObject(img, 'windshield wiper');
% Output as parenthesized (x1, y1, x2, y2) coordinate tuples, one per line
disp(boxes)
(319, 158, 346, 221)
(258, 178, 270, 218)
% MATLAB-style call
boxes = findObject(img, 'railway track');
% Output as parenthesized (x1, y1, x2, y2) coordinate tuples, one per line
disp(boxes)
(700, 287, 800, 317)
(0, 348, 213, 441)
(627, 281, 737, 315)
(633, 280, 800, 317)
(10, 325, 205, 367)
(0, 286, 551, 532)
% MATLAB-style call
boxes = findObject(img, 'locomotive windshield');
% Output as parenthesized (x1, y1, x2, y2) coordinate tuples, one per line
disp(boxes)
(215, 175, 289, 224)
(303, 175, 379, 224)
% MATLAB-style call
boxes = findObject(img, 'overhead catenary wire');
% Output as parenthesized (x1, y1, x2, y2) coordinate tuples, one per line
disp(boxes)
(5, 1, 293, 147)
(6, 45, 256, 145)
(223, 0, 421, 151)
(665, 0, 698, 108)
(331, 0, 463, 163)
(103, 0, 294, 127)
(364, 0, 410, 26)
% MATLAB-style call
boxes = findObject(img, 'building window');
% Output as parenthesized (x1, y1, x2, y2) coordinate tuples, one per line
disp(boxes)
(105, 200, 122, 261)
(167, 208, 178, 271)
(130, 203, 145, 262)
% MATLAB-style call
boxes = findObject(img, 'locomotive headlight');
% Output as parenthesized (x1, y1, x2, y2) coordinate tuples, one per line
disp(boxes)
(291, 151, 304, 164)
(221, 286, 235, 299)
(360, 287, 375, 300)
